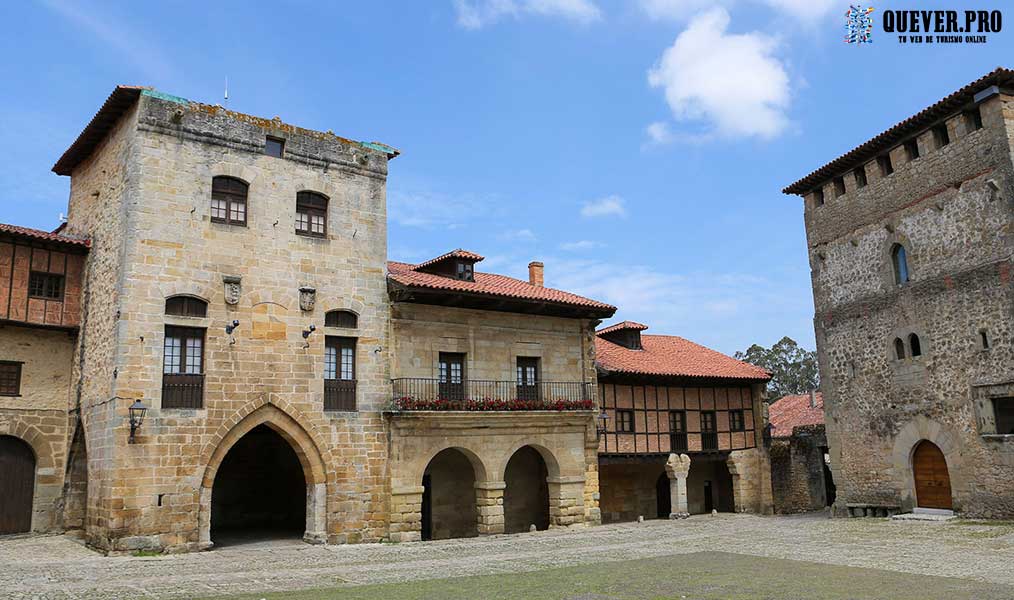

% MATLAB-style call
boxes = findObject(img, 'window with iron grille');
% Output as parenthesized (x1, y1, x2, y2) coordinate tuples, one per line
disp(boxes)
(165, 296, 208, 318)
(0, 361, 23, 396)
(325, 310, 358, 328)
(701, 410, 718, 450)
(28, 272, 64, 300)
(325, 336, 356, 411)
(669, 410, 687, 452)
(617, 409, 635, 433)
(210, 176, 248, 226)
(162, 326, 204, 409)
(730, 409, 745, 432)
(296, 191, 328, 237)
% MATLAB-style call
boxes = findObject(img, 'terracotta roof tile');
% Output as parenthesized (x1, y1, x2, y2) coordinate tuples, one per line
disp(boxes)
(387, 260, 615, 313)
(597, 321, 648, 335)
(414, 249, 485, 270)
(0, 223, 90, 249)
(768, 392, 824, 438)
(595, 333, 770, 381)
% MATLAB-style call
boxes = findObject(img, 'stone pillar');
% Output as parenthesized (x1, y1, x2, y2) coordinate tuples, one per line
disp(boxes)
(303, 482, 327, 544)
(547, 476, 586, 528)
(475, 481, 505, 535)
(389, 485, 424, 542)
(198, 486, 213, 550)
(665, 453, 692, 519)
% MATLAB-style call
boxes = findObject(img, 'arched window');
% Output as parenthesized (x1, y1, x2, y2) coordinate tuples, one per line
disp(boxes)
(325, 310, 358, 328)
(891, 244, 910, 284)
(296, 191, 328, 237)
(894, 338, 906, 360)
(165, 296, 208, 318)
(211, 176, 248, 226)
(909, 333, 922, 357)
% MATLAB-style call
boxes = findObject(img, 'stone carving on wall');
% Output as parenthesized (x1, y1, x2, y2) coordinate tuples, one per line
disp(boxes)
(299, 287, 317, 312)
(223, 275, 242, 305)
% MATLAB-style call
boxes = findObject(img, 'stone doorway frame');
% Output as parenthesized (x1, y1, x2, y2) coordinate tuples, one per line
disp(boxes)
(197, 403, 330, 548)
(890, 416, 964, 512)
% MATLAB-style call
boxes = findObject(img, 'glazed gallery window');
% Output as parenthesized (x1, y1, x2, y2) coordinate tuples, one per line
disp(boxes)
(296, 191, 328, 237)
(28, 272, 64, 300)
(670, 410, 688, 452)
(210, 176, 248, 226)
(162, 326, 205, 409)
(617, 409, 635, 433)
(0, 361, 23, 396)
(730, 409, 746, 432)
(892, 244, 910, 284)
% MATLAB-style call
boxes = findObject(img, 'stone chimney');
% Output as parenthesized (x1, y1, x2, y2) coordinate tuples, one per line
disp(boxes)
(528, 261, 544, 287)
(809, 389, 817, 408)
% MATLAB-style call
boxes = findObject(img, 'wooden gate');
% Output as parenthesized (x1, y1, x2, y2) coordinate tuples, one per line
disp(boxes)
(0, 436, 35, 534)
(913, 440, 952, 510)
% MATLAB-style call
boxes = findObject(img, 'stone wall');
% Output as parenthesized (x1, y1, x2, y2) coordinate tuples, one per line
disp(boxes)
(770, 425, 829, 514)
(800, 91, 1014, 517)
(599, 461, 666, 522)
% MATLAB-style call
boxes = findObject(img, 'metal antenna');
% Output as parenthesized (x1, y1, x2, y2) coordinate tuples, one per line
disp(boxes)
(224, 76, 229, 109)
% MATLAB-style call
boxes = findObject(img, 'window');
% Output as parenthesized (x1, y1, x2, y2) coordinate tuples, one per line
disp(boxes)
(516, 357, 539, 401)
(325, 337, 356, 411)
(980, 329, 990, 350)
(993, 398, 1014, 435)
(210, 176, 248, 226)
(964, 108, 983, 132)
(891, 244, 910, 284)
(833, 176, 846, 197)
(165, 296, 208, 318)
(933, 124, 950, 148)
(162, 326, 204, 409)
(455, 261, 474, 281)
(0, 361, 23, 396)
(812, 188, 824, 207)
(730, 409, 745, 432)
(325, 310, 358, 328)
(296, 191, 328, 237)
(853, 166, 868, 188)
(878, 154, 894, 177)
(894, 338, 906, 360)
(670, 410, 688, 452)
(909, 333, 922, 357)
(701, 411, 718, 450)
(265, 136, 285, 158)
(617, 409, 635, 433)
(904, 139, 920, 162)
(28, 272, 64, 300)
(438, 352, 466, 400)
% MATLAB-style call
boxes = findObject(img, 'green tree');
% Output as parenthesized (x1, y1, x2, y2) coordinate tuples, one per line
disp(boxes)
(734, 337, 819, 402)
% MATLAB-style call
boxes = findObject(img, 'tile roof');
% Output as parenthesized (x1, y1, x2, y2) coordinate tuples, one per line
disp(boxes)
(414, 249, 485, 271)
(0, 223, 90, 249)
(768, 392, 824, 438)
(596, 321, 648, 335)
(595, 331, 771, 381)
(387, 260, 615, 314)
(783, 67, 1014, 195)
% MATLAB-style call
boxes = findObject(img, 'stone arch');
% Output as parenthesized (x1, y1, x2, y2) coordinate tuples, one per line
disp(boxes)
(420, 447, 485, 540)
(420, 445, 489, 483)
(890, 416, 963, 511)
(158, 280, 215, 305)
(502, 444, 554, 533)
(881, 230, 917, 287)
(209, 162, 259, 186)
(0, 419, 54, 471)
(246, 289, 293, 311)
(495, 441, 563, 481)
(197, 401, 330, 547)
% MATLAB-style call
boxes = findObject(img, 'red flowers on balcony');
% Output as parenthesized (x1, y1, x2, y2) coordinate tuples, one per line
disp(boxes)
(392, 396, 594, 412)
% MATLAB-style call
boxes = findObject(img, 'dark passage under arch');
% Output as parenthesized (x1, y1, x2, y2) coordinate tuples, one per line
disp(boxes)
(503, 446, 550, 533)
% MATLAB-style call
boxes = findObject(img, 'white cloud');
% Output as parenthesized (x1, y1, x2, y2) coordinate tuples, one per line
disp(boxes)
(647, 7, 790, 140)
(559, 240, 602, 251)
(580, 195, 627, 218)
(498, 228, 537, 242)
(454, 0, 601, 29)
(639, 0, 725, 21)
(644, 121, 675, 146)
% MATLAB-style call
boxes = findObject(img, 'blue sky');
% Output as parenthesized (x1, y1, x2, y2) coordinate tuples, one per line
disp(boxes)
(0, 0, 1009, 354)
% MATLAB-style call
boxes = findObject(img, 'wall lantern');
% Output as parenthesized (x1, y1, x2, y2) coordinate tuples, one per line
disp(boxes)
(225, 320, 240, 335)
(596, 409, 609, 438)
(128, 399, 148, 443)
(302, 324, 316, 348)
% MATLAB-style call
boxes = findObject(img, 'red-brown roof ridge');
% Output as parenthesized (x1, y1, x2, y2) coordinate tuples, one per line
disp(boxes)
(596, 332, 770, 381)
(596, 321, 649, 335)
(413, 249, 485, 270)
(0, 223, 90, 249)
(768, 392, 824, 438)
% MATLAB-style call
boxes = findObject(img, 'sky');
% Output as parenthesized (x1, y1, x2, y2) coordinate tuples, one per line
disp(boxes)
(0, 0, 1009, 355)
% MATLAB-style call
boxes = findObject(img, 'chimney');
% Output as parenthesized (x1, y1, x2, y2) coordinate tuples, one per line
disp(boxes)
(528, 261, 544, 287)
(809, 390, 817, 408)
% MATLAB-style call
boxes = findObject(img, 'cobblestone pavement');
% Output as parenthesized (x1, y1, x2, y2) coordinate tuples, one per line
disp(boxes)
(1, 513, 1012, 599)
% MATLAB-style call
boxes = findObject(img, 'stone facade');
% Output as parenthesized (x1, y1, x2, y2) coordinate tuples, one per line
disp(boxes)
(770, 425, 831, 514)
(787, 74, 1014, 517)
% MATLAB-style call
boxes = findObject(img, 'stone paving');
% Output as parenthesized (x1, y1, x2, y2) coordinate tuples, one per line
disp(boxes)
(1, 513, 1013, 599)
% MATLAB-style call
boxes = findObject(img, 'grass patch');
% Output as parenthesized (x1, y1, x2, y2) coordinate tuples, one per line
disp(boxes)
(130, 549, 163, 557)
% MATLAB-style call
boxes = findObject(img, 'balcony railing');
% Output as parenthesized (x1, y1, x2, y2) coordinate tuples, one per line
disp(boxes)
(702, 431, 719, 451)
(670, 432, 689, 453)
(392, 378, 594, 411)
(161, 374, 204, 409)
(325, 379, 357, 411)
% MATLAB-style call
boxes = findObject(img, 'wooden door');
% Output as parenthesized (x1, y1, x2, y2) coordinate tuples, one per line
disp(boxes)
(0, 436, 35, 534)
(438, 353, 465, 400)
(516, 357, 539, 401)
(913, 441, 952, 510)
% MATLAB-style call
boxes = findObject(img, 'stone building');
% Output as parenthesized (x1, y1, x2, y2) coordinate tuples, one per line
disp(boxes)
(594, 321, 773, 521)
(768, 391, 834, 514)
(783, 68, 1014, 518)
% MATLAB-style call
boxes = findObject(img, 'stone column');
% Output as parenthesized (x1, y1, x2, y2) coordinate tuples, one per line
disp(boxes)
(198, 486, 213, 550)
(475, 481, 505, 535)
(389, 485, 424, 542)
(303, 482, 327, 544)
(665, 453, 692, 519)
(547, 476, 586, 528)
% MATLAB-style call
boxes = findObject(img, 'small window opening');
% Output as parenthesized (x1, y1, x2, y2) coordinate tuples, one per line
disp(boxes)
(891, 244, 910, 284)
(993, 398, 1014, 435)
(904, 139, 920, 162)
(853, 166, 867, 188)
(165, 296, 208, 318)
(29, 272, 65, 300)
(878, 155, 894, 177)
(833, 176, 846, 197)
(894, 338, 906, 360)
(933, 124, 950, 148)
(325, 310, 358, 329)
(617, 409, 635, 433)
(296, 191, 328, 237)
(964, 107, 983, 132)
(812, 188, 825, 207)
(909, 333, 922, 357)
(265, 136, 285, 158)
(455, 261, 474, 281)
(979, 329, 990, 350)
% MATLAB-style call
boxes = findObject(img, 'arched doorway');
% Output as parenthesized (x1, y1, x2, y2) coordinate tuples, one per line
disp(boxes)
(913, 440, 952, 510)
(421, 448, 479, 541)
(503, 446, 550, 533)
(687, 457, 734, 514)
(655, 472, 671, 518)
(0, 435, 35, 534)
(211, 424, 306, 545)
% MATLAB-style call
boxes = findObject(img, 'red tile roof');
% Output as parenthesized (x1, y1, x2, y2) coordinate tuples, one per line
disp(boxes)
(0, 223, 90, 250)
(53, 85, 148, 176)
(783, 67, 1014, 195)
(414, 249, 485, 270)
(595, 330, 771, 381)
(387, 260, 615, 314)
(768, 392, 824, 438)
(597, 321, 648, 335)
